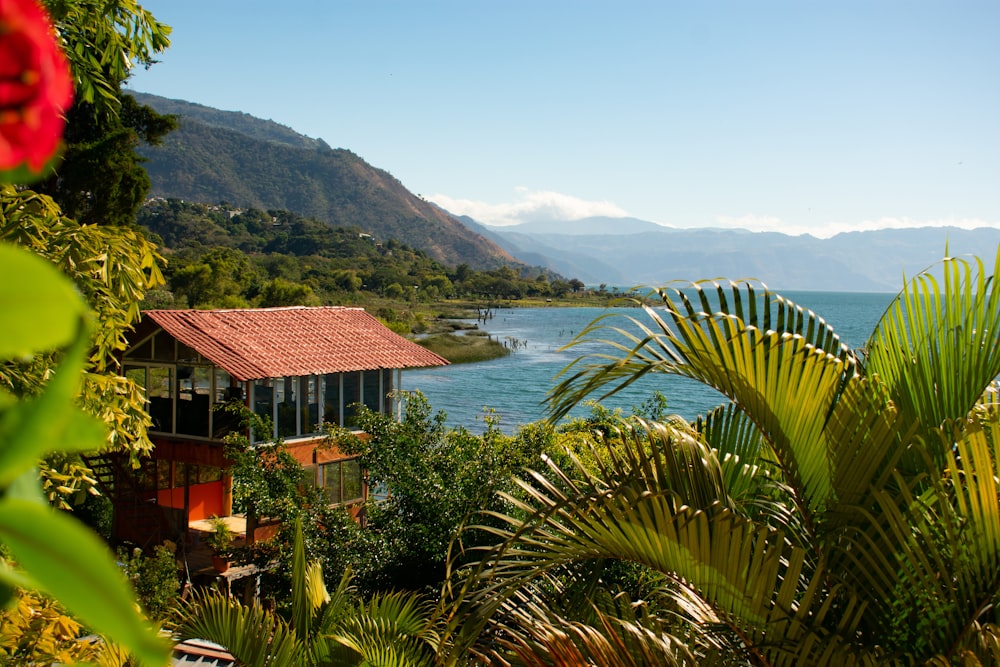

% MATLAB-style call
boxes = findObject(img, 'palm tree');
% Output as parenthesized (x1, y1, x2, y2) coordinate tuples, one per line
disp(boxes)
(173, 517, 439, 666)
(440, 249, 1000, 665)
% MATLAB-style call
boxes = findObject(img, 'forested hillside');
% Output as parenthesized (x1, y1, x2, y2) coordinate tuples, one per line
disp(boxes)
(131, 92, 515, 270)
(138, 199, 576, 325)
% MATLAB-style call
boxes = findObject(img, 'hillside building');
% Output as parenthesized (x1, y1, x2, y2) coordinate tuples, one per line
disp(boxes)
(88, 306, 447, 559)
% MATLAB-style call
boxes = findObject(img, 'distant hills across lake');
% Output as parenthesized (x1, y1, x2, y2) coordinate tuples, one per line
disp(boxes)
(131, 91, 999, 293)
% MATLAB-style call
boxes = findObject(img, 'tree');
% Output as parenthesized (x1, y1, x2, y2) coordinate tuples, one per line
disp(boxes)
(0, 0, 172, 463)
(35, 0, 175, 226)
(37, 94, 177, 227)
(0, 587, 105, 664)
(337, 392, 549, 593)
(442, 250, 1000, 665)
(169, 246, 258, 308)
(0, 186, 163, 461)
(45, 0, 171, 115)
(260, 277, 318, 307)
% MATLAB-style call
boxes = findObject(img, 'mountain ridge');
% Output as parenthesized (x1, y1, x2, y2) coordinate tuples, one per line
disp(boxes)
(130, 91, 331, 151)
(130, 91, 517, 270)
(473, 217, 1000, 291)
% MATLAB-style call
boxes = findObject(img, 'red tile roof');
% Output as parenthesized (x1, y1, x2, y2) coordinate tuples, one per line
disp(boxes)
(141, 307, 448, 381)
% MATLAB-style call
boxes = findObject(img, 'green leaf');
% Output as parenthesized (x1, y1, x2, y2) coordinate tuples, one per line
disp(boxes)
(0, 243, 86, 358)
(0, 498, 170, 666)
(0, 321, 105, 487)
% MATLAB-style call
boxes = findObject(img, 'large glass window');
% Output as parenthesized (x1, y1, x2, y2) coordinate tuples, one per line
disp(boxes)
(125, 365, 147, 392)
(127, 328, 395, 440)
(152, 332, 174, 361)
(319, 458, 364, 505)
(319, 371, 392, 430)
(382, 369, 394, 414)
(129, 337, 152, 360)
(214, 369, 243, 438)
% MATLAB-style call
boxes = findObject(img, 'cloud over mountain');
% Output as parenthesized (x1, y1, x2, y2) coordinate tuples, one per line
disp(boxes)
(429, 187, 631, 227)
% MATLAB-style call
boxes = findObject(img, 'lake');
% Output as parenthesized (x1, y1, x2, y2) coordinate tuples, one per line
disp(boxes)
(402, 291, 896, 432)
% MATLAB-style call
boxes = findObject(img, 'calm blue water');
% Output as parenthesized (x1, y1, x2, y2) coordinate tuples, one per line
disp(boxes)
(402, 291, 896, 432)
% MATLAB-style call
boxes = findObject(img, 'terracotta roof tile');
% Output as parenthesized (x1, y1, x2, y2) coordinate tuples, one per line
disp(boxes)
(142, 306, 448, 381)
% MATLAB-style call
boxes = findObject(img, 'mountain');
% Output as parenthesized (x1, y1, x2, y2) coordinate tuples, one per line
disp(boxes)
(475, 218, 1000, 292)
(129, 92, 516, 269)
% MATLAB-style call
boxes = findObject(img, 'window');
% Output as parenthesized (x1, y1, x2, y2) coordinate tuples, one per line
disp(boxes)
(177, 366, 211, 437)
(318, 458, 364, 505)
(342, 372, 360, 425)
(148, 366, 174, 432)
(382, 369, 394, 414)
(323, 373, 342, 426)
(152, 331, 174, 361)
(125, 365, 147, 392)
(301, 376, 319, 434)
(362, 370, 381, 412)
(253, 378, 273, 431)
(275, 377, 296, 438)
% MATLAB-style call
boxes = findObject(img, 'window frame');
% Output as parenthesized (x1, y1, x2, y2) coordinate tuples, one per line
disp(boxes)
(316, 457, 365, 506)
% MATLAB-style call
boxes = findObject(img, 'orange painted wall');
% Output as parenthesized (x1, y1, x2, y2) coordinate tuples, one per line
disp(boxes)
(156, 481, 224, 521)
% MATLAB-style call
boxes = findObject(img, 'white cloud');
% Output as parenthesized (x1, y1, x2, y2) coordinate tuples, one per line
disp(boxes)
(429, 187, 630, 227)
(711, 215, 998, 239)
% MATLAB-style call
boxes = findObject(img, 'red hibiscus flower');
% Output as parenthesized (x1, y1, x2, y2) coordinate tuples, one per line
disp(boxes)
(0, 0, 73, 178)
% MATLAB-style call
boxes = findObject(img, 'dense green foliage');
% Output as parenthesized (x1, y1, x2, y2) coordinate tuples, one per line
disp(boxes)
(0, 245, 169, 665)
(334, 393, 551, 594)
(137, 198, 578, 316)
(36, 93, 177, 227)
(118, 543, 182, 621)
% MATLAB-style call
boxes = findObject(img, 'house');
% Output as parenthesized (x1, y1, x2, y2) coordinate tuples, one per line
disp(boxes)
(89, 306, 448, 552)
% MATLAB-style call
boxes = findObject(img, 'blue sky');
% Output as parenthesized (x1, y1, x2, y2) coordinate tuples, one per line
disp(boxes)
(127, 1, 1000, 237)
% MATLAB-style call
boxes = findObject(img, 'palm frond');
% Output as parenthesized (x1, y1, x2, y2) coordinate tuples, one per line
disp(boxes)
(291, 517, 311, 639)
(326, 590, 440, 667)
(173, 589, 307, 667)
(696, 404, 788, 525)
(550, 281, 864, 535)
(443, 420, 871, 665)
(865, 249, 1000, 437)
(496, 601, 698, 667)
(314, 566, 360, 635)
